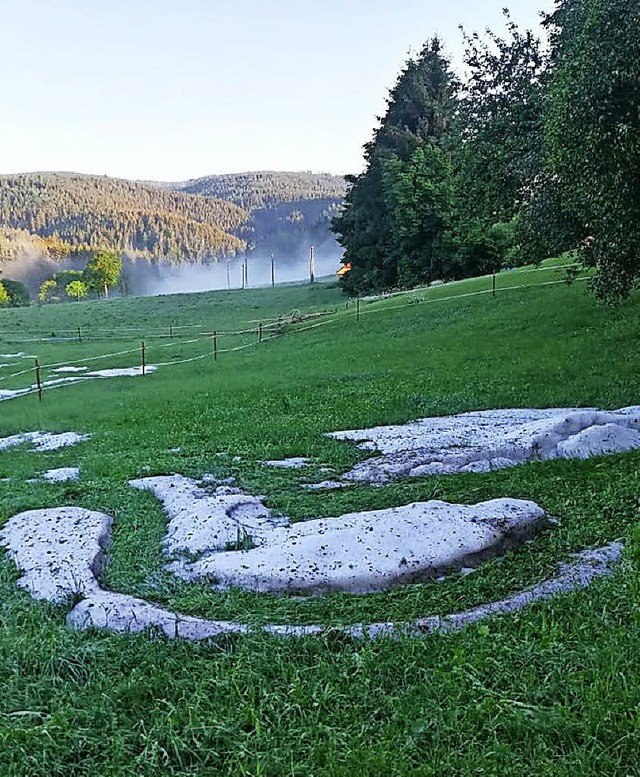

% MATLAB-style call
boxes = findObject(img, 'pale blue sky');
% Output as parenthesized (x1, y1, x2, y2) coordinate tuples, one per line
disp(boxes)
(0, 0, 553, 181)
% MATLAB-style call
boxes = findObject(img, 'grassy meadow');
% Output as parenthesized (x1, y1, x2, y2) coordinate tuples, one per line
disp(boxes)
(1, 262, 639, 775)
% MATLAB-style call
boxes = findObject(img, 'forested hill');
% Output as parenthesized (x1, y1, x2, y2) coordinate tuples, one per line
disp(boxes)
(170, 171, 347, 211)
(0, 172, 249, 262)
(165, 171, 346, 259)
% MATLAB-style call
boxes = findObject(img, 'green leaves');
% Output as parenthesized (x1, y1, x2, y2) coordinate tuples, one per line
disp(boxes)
(333, 39, 458, 295)
(335, 3, 640, 301)
(0, 281, 10, 307)
(383, 146, 454, 286)
(528, 0, 640, 300)
(83, 251, 123, 297)
(65, 281, 88, 302)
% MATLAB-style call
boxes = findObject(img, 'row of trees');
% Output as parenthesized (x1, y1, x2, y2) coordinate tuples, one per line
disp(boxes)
(0, 276, 30, 307)
(38, 251, 122, 303)
(334, 0, 640, 300)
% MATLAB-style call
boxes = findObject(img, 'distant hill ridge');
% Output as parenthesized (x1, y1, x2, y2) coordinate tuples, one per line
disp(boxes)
(169, 171, 347, 211)
(0, 172, 248, 263)
(0, 170, 346, 267)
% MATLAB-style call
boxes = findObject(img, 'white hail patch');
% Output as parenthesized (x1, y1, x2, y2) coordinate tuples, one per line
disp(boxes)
(41, 467, 80, 483)
(263, 457, 311, 469)
(166, 496, 548, 594)
(0, 431, 89, 452)
(0, 389, 28, 401)
(0, 507, 111, 602)
(66, 542, 623, 640)
(129, 475, 289, 556)
(329, 406, 640, 482)
(0, 365, 158, 402)
(0, 502, 622, 640)
(86, 366, 157, 378)
(131, 475, 549, 594)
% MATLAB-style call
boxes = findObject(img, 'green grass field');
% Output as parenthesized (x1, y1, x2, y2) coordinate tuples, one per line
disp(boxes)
(1, 263, 639, 776)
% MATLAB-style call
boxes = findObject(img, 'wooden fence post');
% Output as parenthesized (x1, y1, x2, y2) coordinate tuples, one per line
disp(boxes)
(213, 331, 218, 361)
(35, 358, 42, 401)
(356, 297, 360, 321)
(141, 341, 146, 376)
(259, 323, 263, 342)
(492, 272, 496, 298)
(77, 326, 82, 343)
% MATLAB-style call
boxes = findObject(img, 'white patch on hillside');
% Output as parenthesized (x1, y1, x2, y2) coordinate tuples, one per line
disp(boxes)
(304, 480, 351, 491)
(0, 507, 110, 602)
(329, 407, 640, 483)
(66, 543, 625, 640)
(51, 366, 88, 373)
(170, 497, 548, 594)
(68, 592, 249, 639)
(263, 457, 311, 469)
(0, 502, 623, 641)
(86, 366, 156, 378)
(41, 467, 80, 483)
(0, 389, 28, 401)
(131, 475, 550, 594)
(0, 366, 158, 403)
(129, 475, 289, 556)
(0, 431, 89, 452)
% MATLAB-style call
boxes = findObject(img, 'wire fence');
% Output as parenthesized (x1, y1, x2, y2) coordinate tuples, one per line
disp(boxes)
(0, 271, 588, 403)
(0, 309, 334, 344)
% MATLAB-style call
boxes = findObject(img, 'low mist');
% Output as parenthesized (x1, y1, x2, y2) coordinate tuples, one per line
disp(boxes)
(126, 249, 343, 297)
(0, 235, 86, 294)
(1, 236, 344, 300)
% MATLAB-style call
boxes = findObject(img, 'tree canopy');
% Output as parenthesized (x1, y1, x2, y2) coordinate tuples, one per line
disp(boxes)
(333, 39, 459, 294)
(528, 0, 640, 299)
(1, 278, 30, 306)
(83, 251, 122, 297)
(38, 255, 122, 303)
(0, 173, 247, 263)
(334, 2, 640, 300)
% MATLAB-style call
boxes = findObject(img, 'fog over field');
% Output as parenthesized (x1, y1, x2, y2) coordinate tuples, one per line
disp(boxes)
(0, 241, 343, 299)
(127, 250, 343, 297)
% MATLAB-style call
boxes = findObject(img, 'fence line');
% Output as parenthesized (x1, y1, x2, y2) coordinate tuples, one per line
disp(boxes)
(0, 266, 574, 343)
(354, 276, 591, 319)
(0, 274, 587, 403)
(154, 353, 210, 368)
(0, 309, 335, 344)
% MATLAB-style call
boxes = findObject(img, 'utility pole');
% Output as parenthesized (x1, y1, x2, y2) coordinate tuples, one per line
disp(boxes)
(244, 258, 248, 289)
(309, 245, 315, 284)
(226, 262, 230, 291)
(271, 254, 275, 287)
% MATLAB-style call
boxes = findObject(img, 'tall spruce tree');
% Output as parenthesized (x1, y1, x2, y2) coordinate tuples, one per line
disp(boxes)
(333, 38, 458, 294)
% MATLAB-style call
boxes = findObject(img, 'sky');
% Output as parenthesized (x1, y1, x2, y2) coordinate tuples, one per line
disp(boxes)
(0, 0, 554, 182)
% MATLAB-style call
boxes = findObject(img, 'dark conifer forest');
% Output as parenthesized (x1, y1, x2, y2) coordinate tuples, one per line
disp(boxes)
(334, 0, 640, 300)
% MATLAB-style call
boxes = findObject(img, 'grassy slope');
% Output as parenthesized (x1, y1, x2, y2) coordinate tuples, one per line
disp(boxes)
(0, 264, 639, 775)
